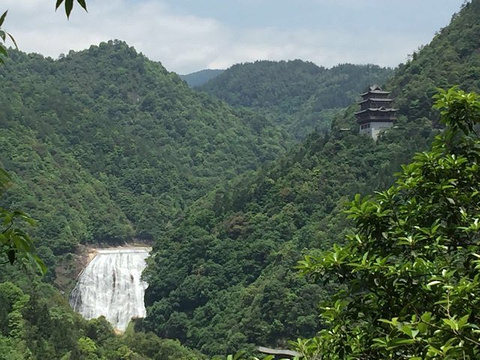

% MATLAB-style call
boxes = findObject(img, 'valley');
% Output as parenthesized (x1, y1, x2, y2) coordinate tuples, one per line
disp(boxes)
(0, 0, 479, 359)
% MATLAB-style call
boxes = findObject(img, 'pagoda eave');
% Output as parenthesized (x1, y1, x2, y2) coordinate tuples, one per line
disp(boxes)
(360, 90, 391, 97)
(357, 98, 394, 105)
(354, 108, 398, 115)
(357, 118, 396, 125)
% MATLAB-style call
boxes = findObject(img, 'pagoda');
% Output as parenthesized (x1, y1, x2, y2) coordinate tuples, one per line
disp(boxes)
(355, 85, 397, 140)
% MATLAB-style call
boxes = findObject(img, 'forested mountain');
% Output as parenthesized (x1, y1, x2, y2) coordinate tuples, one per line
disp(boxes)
(199, 60, 393, 138)
(0, 40, 292, 359)
(142, 113, 433, 356)
(1, 0, 479, 358)
(143, 0, 480, 356)
(180, 69, 225, 87)
(0, 41, 288, 257)
(0, 40, 295, 359)
(388, 0, 480, 121)
(0, 38, 396, 360)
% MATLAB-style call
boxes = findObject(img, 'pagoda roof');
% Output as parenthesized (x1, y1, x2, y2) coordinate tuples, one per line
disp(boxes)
(360, 84, 391, 96)
(358, 98, 394, 105)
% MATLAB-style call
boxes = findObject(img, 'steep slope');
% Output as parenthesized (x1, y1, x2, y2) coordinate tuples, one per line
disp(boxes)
(388, 0, 480, 121)
(143, 1, 480, 356)
(0, 274, 202, 360)
(180, 69, 225, 87)
(199, 60, 393, 138)
(143, 118, 427, 356)
(0, 41, 288, 256)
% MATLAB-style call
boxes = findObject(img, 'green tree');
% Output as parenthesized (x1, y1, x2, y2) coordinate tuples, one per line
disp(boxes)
(74, 336, 100, 360)
(297, 87, 480, 359)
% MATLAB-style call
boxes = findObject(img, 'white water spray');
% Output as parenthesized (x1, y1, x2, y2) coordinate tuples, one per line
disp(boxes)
(70, 247, 150, 332)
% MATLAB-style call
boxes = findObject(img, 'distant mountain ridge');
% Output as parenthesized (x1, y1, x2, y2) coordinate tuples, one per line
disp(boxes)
(180, 69, 225, 87)
(199, 60, 394, 138)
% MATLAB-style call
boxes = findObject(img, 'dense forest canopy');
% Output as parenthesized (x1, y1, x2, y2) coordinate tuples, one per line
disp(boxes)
(0, 0, 479, 359)
(0, 41, 288, 256)
(142, 0, 480, 356)
(387, 0, 480, 121)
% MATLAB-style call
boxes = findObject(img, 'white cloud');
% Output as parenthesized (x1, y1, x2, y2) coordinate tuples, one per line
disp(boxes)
(1, 0, 455, 74)
(3, 0, 230, 72)
(205, 27, 424, 71)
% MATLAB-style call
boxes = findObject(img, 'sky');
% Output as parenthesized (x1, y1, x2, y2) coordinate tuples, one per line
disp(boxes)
(2, 0, 466, 74)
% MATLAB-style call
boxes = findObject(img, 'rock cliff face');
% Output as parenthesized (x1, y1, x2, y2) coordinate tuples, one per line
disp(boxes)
(70, 247, 150, 331)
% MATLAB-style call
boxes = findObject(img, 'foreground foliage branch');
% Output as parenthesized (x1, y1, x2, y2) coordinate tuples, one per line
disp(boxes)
(1, 1, 87, 61)
(297, 87, 480, 359)
(0, 170, 45, 274)
(55, 0, 88, 18)
(0, 10, 17, 64)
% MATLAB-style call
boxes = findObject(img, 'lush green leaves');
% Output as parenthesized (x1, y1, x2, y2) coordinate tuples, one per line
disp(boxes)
(2, 0, 480, 358)
(0, 280, 202, 359)
(143, 2, 480, 355)
(0, 10, 17, 65)
(296, 88, 480, 359)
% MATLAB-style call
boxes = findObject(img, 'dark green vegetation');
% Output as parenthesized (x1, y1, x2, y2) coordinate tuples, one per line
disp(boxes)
(0, 10, 16, 65)
(0, 275, 201, 359)
(0, 41, 287, 257)
(142, 103, 434, 356)
(142, 0, 480, 357)
(1, 0, 480, 359)
(0, 38, 287, 359)
(180, 69, 225, 88)
(55, 0, 88, 18)
(298, 88, 480, 359)
(0, 40, 288, 358)
(199, 60, 393, 138)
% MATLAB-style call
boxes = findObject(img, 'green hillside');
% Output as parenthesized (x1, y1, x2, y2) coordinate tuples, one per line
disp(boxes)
(143, 1, 480, 356)
(388, 0, 480, 122)
(199, 60, 393, 138)
(0, 41, 288, 256)
(0, 40, 291, 359)
(1, 0, 479, 359)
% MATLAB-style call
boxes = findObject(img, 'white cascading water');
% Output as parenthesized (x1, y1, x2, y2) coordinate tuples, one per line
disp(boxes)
(70, 247, 151, 332)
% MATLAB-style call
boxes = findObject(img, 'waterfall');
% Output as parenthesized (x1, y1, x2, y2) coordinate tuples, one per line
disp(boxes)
(70, 247, 151, 332)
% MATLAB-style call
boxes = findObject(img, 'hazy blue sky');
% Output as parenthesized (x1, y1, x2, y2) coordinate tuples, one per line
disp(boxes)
(3, 0, 466, 74)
